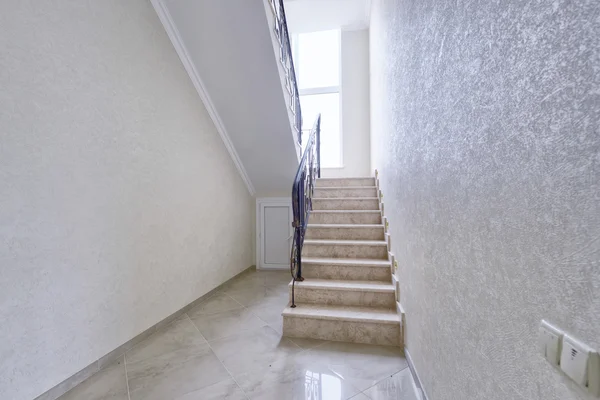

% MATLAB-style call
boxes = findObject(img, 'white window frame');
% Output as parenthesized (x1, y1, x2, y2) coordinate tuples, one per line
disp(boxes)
(292, 30, 343, 168)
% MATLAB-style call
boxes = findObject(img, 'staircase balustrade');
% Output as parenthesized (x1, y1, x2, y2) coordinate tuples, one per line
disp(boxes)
(268, 0, 302, 145)
(290, 115, 321, 308)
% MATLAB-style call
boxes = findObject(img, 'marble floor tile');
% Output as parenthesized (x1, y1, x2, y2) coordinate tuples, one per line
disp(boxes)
(223, 285, 276, 306)
(173, 378, 247, 400)
(52, 269, 414, 400)
(220, 271, 265, 291)
(234, 352, 361, 400)
(362, 368, 418, 400)
(247, 302, 285, 334)
(126, 346, 231, 400)
(288, 337, 330, 350)
(248, 302, 284, 325)
(263, 271, 293, 287)
(268, 316, 284, 333)
(302, 341, 408, 392)
(58, 359, 128, 400)
(125, 316, 230, 400)
(209, 325, 301, 376)
(125, 315, 207, 364)
(255, 290, 290, 309)
(265, 280, 292, 296)
(349, 394, 372, 400)
(187, 292, 243, 316)
(188, 307, 267, 341)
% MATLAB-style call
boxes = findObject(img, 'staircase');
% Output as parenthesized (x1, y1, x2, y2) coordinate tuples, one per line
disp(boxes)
(282, 177, 402, 347)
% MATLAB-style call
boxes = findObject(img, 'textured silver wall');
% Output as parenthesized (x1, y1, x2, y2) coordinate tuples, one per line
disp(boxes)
(370, 1, 600, 399)
(0, 1, 253, 399)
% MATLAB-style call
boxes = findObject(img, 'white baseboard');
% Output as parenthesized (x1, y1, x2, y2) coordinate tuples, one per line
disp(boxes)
(256, 266, 289, 271)
(405, 349, 429, 400)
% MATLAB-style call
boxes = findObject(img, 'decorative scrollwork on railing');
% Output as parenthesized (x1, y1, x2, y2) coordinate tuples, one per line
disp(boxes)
(268, 0, 302, 145)
(290, 115, 321, 307)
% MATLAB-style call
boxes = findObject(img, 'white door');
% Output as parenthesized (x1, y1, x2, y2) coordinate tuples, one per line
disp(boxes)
(257, 198, 293, 269)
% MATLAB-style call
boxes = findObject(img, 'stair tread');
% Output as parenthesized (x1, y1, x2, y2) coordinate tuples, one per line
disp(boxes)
(315, 186, 378, 190)
(304, 239, 388, 246)
(302, 257, 391, 267)
(313, 197, 379, 200)
(282, 303, 399, 324)
(317, 177, 374, 180)
(307, 224, 384, 228)
(311, 210, 381, 213)
(289, 278, 394, 292)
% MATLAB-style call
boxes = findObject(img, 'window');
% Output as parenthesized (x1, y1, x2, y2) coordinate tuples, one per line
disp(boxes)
(293, 30, 341, 168)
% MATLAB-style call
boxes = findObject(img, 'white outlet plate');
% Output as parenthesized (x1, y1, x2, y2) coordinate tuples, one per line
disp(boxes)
(539, 320, 563, 366)
(560, 333, 600, 397)
(589, 352, 600, 396)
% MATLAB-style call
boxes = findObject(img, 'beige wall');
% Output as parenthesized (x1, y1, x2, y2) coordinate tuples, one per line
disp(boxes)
(0, 1, 253, 399)
(322, 29, 371, 178)
(370, 0, 600, 399)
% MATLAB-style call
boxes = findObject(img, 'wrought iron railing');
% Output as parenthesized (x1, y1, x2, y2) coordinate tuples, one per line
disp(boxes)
(267, 0, 319, 306)
(268, 0, 302, 145)
(290, 115, 321, 307)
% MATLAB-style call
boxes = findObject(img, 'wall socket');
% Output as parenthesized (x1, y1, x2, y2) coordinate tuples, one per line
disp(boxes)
(538, 320, 563, 366)
(561, 334, 600, 396)
(538, 320, 600, 397)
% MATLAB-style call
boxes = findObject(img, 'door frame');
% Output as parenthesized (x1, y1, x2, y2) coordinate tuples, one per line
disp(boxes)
(256, 197, 293, 270)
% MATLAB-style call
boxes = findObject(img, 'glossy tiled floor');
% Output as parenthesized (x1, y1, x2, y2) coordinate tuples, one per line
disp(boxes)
(58, 269, 418, 400)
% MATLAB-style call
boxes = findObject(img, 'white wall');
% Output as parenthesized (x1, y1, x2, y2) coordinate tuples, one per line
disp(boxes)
(370, 0, 600, 399)
(322, 29, 371, 178)
(0, 1, 253, 399)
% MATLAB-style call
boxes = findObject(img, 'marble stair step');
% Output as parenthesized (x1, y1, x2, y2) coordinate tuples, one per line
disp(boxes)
(282, 303, 399, 324)
(312, 197, 380, 211)
(315, 177, 376, 188)
(302, 239, 389, 259)
(289, 278, 395, 308)
(301, 256, 392, 281)
(313, 186, 378, 198)
(309, 210, 382, 224)
(305, 224, 385, 240)
(282, 303, 401, 346)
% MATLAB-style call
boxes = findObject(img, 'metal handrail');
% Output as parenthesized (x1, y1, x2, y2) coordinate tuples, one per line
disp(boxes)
(290, 115, 321, 307)
(268, 0, 319, 307)
(269, 0, 302, 145)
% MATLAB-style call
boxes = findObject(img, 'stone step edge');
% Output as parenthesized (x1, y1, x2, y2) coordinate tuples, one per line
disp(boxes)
(282, 303, 399, 325)
(314, 186, 378, 190)
(304, 239, 388, 246)
(310, 210, 382, 214)
(307, 224, 384, 229)
(316, 177, 374, 181)
(288, 279, 394, 293)
(313, 197, 379, 201)
(302, 257, 391, 268)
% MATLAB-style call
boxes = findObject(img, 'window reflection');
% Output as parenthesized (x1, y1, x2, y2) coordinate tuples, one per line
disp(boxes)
(304, 370, 343, 399)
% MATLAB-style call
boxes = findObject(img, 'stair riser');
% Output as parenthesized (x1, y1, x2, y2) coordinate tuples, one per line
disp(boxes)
(283, 316, 401, 347)
(291, 287, 395, 308)
(312, 199, 379, 211)
(305, 226, 385, 240)
(309, 212, 382, 224)
(302, 243, 388, 259)
(313, 187, 378, 198)
(302, 264, 391, 281)
(315, 178, 376, 188)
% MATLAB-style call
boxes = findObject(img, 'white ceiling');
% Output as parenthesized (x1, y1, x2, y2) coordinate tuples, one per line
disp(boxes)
(165, 0, 299, 196)
(284, 0, 371, 33)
